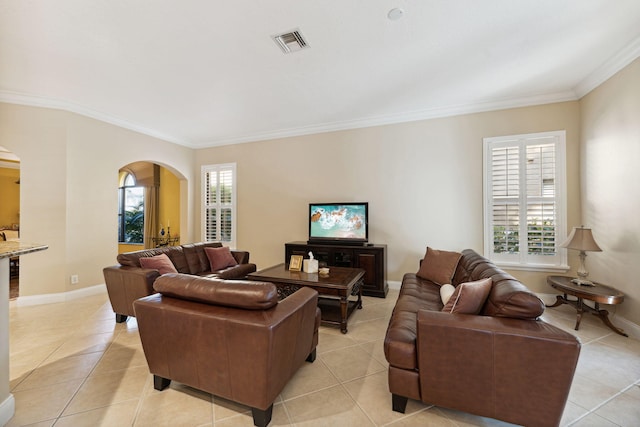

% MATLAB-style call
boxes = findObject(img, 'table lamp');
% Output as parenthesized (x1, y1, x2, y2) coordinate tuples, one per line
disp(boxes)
(560, 226, 602, 286)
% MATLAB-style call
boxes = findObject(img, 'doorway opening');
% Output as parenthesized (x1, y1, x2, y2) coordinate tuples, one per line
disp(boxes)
(0, 146, 20, 299)
(117, 161, 182, 253)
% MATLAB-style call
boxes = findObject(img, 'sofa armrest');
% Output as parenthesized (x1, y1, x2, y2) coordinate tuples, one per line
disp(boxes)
(416, 310, 580, 427)
(103, 265, 160, 317)
(231, 250, 250, 264)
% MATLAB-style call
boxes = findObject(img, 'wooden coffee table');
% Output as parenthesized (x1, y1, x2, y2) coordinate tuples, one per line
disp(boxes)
(247, 264, 364, 333)
(546, 275, 627, 337)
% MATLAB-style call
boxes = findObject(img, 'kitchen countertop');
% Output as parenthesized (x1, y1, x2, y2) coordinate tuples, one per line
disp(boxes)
(0, 241, 48, 259)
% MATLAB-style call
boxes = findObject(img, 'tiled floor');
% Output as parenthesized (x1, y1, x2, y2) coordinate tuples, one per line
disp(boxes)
(7, 289, 640, 426)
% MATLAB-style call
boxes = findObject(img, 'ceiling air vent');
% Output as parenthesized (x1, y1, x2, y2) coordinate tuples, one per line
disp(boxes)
(272, 29, 309, 54)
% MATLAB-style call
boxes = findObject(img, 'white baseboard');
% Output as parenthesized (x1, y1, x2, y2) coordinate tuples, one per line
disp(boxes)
(0, 393, 15, 427)
(388, 280, 401, 290)
(16, 284, 106, 307)
(538, 292, 640, 340)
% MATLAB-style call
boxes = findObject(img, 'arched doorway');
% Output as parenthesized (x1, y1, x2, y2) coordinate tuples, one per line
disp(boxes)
(117, 161, 182, 253)
(0, 146, 20, 299)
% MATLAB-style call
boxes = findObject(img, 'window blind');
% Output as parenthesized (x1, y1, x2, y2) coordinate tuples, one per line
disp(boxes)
(484, 131, 566, 269)
(202, 163, 236, 245)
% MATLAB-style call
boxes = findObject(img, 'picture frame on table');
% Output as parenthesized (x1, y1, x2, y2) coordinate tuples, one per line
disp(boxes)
(289, 255, 303, 271)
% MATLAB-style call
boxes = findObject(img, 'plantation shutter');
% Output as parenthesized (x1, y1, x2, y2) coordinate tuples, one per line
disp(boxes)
(484, 131, 567, 269)
(202, 163, 236, 246)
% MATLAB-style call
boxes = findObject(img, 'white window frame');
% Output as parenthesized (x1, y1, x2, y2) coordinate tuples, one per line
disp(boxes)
(483, 131, 568, 271)
(202, 163, 237, 248)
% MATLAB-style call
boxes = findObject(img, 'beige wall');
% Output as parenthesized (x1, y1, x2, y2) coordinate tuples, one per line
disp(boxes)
(580, 57, 640, 325)
(195, 101, 581, 293)
(0, 103, 195, 297)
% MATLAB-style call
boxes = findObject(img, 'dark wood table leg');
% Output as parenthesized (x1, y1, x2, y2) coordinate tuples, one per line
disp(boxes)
(574, 298, 584, 331)
(592, 302, 629, 337)
(340, 296, 348, 334)
(546, 294, 566, 308)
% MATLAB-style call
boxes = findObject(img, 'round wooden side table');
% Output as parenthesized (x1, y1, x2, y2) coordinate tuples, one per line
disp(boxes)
(546, 275, 627, 337)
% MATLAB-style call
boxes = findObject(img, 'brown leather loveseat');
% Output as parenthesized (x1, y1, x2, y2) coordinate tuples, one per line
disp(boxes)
(384, 249, 581, 427)
(133, 273, 321, 427)
(103, 242, 256, 322)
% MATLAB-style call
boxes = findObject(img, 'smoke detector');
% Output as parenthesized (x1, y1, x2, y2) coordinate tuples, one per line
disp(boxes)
(272, 29, 309, 54)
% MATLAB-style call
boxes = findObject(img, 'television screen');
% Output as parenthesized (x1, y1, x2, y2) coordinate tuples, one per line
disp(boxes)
(308, 202, 368, 244)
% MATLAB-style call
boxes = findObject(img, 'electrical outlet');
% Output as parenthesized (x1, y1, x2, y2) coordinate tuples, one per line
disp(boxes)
(71, 275, 79, 285)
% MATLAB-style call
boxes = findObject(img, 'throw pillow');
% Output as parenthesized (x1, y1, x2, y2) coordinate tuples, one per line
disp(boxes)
(416, 247, 462, 286)
(205, 246, 238, 271)
(139, 253, 178, 275)
(439, 284, 456, 305)
(442, 277, 492, 314)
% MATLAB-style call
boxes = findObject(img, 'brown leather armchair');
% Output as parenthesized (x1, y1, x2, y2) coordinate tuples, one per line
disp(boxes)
(133, 274, 320, 427)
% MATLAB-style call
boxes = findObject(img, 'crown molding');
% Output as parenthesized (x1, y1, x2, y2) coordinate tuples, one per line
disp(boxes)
(0, 91, 189, 148)
(574, 35, 640, 99)
(0, 89, 580, 150)
(193, 90, 579, 148)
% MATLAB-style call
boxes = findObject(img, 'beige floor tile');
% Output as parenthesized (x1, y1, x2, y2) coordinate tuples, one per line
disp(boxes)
(349, 301, 394, 323)
(90, 342, 148, 375)
(321, 345, 386, 383)
(134, 384, 214, 427)
(215, 403, 291, 427)
(280, 358, 339, 400)
(387, 407, 458, 426)
(13, 352, 103, 392)
(6, 379, 83, 426)
(435, 406, 519, 426)
(45, 331, 115, 362)
(592, 384, 640, 427)
(62, 365, 149, 415)
(343, 317, 391, 343)
(575, 340, 640, 390)
(357, 338, 388, 366)
(569, 412, 620, 426)
(316, 329, 358, 354)
(559, 400, 590, 427)
(212, 395, 251, 421)
(567, 373, 623, 411)
(54, 399, 139, 427)
(342, 370, 426, 425)
(284, 385, 374, 426)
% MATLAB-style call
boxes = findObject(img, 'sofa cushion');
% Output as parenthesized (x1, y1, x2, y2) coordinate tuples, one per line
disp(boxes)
(416, 247, 462, 286)
(384, 273, 442, 370)
(183, 242, 223, 274)
(205, 246, 239, 271)
(164, 245, 190, 273)
(442, 278, 492, 314)
(153, 273, 278, 310)
(139, 253, 178, 275)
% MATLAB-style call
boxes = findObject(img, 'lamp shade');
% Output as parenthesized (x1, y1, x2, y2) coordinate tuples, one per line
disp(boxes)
(560, 226, 602, 252)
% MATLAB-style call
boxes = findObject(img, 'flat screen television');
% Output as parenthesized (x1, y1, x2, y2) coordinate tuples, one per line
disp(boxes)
(308, 202, 368, 245)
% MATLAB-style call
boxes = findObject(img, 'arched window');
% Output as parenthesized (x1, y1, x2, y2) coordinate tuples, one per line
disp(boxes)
(118, 171, 145, 244)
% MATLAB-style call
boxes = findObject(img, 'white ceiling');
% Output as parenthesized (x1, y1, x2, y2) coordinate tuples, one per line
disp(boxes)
(1, 0, 639, 148)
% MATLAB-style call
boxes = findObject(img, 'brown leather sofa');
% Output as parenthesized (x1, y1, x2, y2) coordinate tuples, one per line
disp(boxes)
(103, 242, 256, 322)
(133, 273, 321, 427)
(384, 249, 581, 427)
